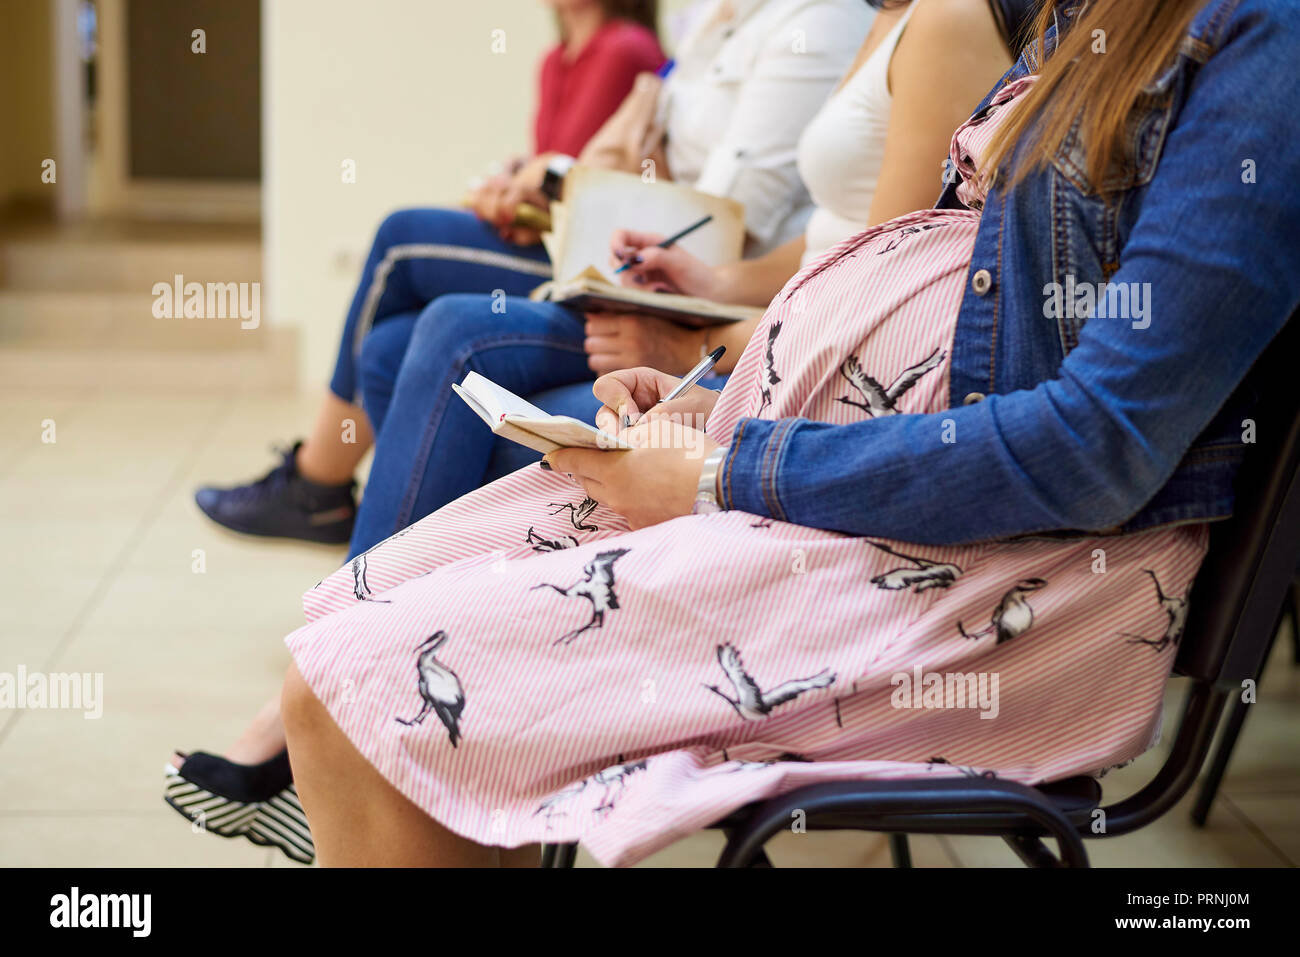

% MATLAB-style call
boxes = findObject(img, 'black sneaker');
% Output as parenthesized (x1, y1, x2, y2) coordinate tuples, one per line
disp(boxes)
(194, 442, 356, 545)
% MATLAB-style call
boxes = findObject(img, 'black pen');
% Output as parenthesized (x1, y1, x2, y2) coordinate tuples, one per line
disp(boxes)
(613, 214, 714, 274)
(657, 346, 726, 405)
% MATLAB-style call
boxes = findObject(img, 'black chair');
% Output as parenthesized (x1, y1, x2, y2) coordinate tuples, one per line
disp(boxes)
(541, 318, 1300, 869)
(1191, 574, 1298, 826)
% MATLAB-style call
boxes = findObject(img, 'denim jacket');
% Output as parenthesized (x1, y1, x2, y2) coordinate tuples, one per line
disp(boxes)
(720, 0, 1300, 543)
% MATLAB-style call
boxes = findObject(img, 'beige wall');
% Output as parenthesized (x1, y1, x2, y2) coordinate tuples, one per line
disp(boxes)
(263, 0, 695, 387)
(0, 0, 56, 212)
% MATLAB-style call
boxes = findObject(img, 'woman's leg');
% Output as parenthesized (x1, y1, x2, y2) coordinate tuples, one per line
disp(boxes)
(295, 391, 375, 486)
(347, 294, 593, 557)
(282, 662, 499, 867)
(196, 209, 550, 544)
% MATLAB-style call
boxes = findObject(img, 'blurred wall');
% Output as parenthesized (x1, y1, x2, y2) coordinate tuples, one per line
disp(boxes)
(0, 0, 56, 213)
(263, 0, 695, 388)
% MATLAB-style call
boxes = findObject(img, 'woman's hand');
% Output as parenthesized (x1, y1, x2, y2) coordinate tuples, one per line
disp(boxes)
(545, 419, 719, 529)
(499, 155, 551, 219)
(465, 156, 551, 245)
(584, 313, 707, 377)
(609, 229, 727, 300)
(591, 366, 720, 434)
(466, 173, 512, 226)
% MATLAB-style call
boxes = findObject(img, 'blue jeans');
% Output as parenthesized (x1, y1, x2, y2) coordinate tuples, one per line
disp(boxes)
(349, 292, 729, 557)
(329, 207, 551, 405)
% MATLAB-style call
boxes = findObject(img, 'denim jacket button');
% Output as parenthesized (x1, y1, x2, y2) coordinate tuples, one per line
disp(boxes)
(963, 392, 986, 405)
(971, 269, 993, 296)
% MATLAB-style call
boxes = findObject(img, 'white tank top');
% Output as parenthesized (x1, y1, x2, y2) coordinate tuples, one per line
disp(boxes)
(795, 4, 915, 266)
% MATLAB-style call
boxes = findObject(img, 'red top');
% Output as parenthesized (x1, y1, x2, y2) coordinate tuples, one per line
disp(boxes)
(533, 20, 665, 157)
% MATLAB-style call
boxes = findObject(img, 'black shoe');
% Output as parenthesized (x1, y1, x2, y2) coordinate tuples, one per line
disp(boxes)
(194, 442, 356, 545)
(164, 750, 315, 865)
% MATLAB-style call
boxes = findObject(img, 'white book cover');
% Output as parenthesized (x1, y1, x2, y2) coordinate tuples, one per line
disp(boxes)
(453, 371, 631, 454)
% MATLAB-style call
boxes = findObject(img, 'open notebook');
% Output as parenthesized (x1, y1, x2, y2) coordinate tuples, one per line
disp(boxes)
(453, 371, 630, 454)
(530, 166, 760, 327)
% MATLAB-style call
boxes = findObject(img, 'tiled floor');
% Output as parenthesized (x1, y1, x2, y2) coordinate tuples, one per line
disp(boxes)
(0, 385, 1296, 867)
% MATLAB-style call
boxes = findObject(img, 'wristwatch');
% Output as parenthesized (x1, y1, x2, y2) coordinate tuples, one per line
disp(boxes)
(693, 446, 729, 515)
(540, 154, 576, 201)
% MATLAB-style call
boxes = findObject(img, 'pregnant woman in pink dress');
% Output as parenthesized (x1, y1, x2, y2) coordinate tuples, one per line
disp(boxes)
(274, 76, 1206, 866)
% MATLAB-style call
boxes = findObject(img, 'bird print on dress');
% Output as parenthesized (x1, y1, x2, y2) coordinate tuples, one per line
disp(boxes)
(757, 320, 783, 415)
(867, 541, 963, 592)
(533, 548, 631, 645)
(927, 756, 997, 779)
(525, 527, 579, 552)
(394, 631, 466, 748)
(548, 497, 600, 533)
(704, 643, 836, 721)
(720, 753, 813, 773)
(957, 578, 1046, 644)
(836, 348, 946, 417)
(875, 222, 944, 255)
(351, 553, 391, 603)
(833, 679, 860, 728)
(534, 756, 648, 826)
(1119, 569, 1189, 653)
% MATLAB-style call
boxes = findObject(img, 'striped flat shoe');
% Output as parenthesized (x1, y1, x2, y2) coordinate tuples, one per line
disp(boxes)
(164, 749, 315, 865)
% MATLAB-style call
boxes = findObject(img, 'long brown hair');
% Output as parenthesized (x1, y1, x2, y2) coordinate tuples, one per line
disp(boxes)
(987, 0, 1205, 193)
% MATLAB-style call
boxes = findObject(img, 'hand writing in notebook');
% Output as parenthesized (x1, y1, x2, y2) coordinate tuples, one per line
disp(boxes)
(609, 229, 727, 299)
(590, 367, 721, 435)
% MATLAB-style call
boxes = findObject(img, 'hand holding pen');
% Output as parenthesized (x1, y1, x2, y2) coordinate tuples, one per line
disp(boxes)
(608, 218, 725, 298)
(591, 350, 726, 438)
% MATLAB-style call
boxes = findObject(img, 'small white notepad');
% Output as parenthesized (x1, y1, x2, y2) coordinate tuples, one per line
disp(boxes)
(453, 371, 631, 454)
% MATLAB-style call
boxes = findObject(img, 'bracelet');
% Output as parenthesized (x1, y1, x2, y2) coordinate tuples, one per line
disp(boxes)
(693, 445, 728, 515)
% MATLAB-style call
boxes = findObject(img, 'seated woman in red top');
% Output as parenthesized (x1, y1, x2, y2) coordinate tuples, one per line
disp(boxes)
(191, 0, 664, 546)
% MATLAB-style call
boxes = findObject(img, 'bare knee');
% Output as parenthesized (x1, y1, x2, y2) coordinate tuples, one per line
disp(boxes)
(281, 662, 325, 741)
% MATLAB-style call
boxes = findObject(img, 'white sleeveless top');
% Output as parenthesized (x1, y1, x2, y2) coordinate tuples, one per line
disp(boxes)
(795, 4, 915, 266)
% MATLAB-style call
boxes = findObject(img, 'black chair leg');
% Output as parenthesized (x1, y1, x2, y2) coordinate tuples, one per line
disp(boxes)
(1287, 579, 1299, 664)
(1191, 599, 1289, 827)
(1191, 693, 1252, 827)
(889, 833, 912, 868)
(539, 843, 578, 868)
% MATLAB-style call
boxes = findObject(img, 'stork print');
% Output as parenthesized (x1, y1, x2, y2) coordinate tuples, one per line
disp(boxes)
(957, 578, 1046, 644)
(757, 320, 783, 415)
(533, 548, 631, 645)
(526, 527, 578, 552)
(876, 222, 943, 255)
(704, 643, 836, 721)
(1120, 569, 1189, 653)
(534, 756, 648, 825)
(927, 756, 997, 779)
(836, 349, 946, 417)
(394, 631, 466, 748)
(351, 553, 391, 603)
(867, 541, 963, 592)
(833, 679, 859, 728)
(548, 496, 600, 533)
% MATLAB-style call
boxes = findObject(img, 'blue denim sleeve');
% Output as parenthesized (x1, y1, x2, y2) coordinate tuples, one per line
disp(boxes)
(720, 3, 1300, 543)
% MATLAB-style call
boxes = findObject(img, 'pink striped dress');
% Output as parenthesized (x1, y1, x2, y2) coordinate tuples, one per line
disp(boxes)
(285, 78, 1207, 866)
